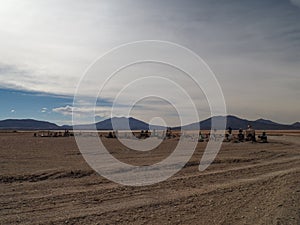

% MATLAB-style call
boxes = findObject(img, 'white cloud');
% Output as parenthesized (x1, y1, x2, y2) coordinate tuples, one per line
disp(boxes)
(52, 105, 74, 116)
(41, 107, 48, 113)
(0, 0, 299, 97)
(52, 105, 112, 118)
(290, 0, 300, 8)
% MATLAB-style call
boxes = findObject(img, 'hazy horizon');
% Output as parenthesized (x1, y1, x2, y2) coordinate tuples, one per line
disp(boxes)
(1, 113, 299, 127)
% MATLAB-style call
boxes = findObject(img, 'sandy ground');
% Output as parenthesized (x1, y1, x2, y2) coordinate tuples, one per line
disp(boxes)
(0, 131, 299, 225)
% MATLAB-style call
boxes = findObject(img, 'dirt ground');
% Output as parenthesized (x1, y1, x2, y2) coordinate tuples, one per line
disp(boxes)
(0, 131, 299, 225)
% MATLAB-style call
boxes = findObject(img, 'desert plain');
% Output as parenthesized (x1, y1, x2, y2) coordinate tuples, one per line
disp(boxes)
(0, 131, 299, 225)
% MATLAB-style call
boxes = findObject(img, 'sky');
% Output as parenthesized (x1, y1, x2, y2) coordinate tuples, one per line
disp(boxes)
(0, 0, 299, 126)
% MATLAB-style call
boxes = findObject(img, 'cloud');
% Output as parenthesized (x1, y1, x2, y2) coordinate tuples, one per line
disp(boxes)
(1, 0, 300, 124)
(1, 0, 299, 97)
(53, 92, 211, 126)
(52, 105, 74, 116)
(52, 105, 112, 118)
(290, 0, 300, 8)
(41, 107, 48, 113)
(0, 62, 76, 95)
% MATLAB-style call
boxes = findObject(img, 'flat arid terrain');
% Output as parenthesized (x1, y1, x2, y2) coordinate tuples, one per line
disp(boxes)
(0, 131, 299, 224)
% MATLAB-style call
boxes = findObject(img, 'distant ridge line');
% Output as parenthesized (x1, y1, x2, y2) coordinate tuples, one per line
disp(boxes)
(0, 115, 299, 130)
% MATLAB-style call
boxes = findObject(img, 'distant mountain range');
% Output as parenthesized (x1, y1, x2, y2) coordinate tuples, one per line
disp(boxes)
(0, 115, 299, 130)
(0, 119, 60, 130)
(70, 117, 165, 130)
(175, 115, 300, 130)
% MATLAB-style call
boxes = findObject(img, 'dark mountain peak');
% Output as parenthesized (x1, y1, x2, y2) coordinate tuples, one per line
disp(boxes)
(255, 118, 279, 125)
(177, 115, 299, 130)
(94, 117, 149, 130)
(226, 115, 240, 119)
(0, 119, 60, 130)
(292, 122, 300, 127)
